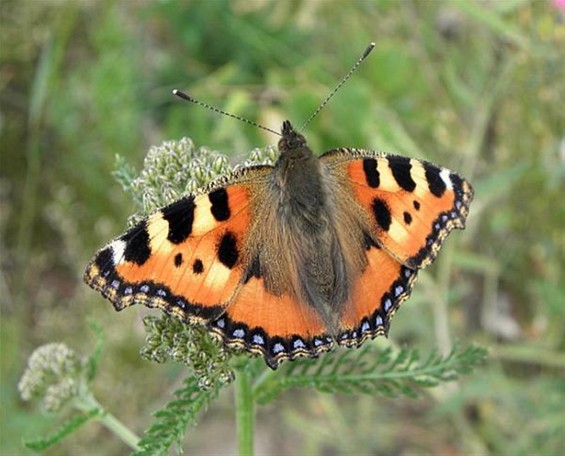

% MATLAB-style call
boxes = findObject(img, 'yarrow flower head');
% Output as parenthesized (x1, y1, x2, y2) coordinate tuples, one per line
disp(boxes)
(141, 315, 235, 390)
(18, 343, 86, 413)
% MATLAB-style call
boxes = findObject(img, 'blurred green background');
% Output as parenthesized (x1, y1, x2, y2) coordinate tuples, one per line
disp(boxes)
(1, 0, 563, 454)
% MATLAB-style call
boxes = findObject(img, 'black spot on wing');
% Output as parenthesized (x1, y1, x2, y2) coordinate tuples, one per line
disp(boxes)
(362, 158, 380, 188)
(423, 163, 446, 197)
(209, 188, 230, 221)
(174, 253, 183, 267)
(121, 222, 151, 265)
(217, 232, 239, 269)
(389, 156, 416, 192)
(450, 172, 464, 194)
(413, 200, 420, 210)
(372, 198, 392, 231)
(403, 211, 412, 225)
(162, 196, 195, 244)
(192, 258, 204, 274)
(95, 247, 114, 270)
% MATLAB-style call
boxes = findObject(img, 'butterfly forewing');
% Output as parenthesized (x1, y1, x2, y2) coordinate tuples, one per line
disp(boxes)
(321, 149, 473, 269)
(84, 177, 262, 324)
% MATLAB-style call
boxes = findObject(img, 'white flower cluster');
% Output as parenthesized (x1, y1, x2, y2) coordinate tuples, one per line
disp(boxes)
(18, 343, 84, 412)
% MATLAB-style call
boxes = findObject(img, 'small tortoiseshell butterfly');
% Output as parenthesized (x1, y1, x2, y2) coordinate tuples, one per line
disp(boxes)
(84, 45, 473, 369)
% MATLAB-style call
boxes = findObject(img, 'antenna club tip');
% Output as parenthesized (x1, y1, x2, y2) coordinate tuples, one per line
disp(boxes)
(173, 89, 191, 101)
(362, 42, 376, 59)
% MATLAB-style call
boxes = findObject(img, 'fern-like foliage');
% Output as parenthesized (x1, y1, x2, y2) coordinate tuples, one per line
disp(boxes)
(24, 409, 102, 451)
(254, 344, 488, 404)
(132, 375, 220, 456)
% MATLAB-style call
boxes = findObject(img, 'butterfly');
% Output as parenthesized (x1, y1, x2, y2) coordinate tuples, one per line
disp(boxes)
(84, 117, 473, 369)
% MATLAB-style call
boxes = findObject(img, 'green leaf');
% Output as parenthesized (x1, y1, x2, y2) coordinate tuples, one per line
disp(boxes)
(132, 374, 220, 456)
(23, 409, 101, 451)
(254, 344, 487, 404)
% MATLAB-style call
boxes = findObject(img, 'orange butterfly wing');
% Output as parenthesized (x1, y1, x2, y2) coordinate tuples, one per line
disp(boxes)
(209, 275, 333, 369)
(84, 165, 333, 368)
(321, 149, 472, 345)
(323, 149, 473, 269)
(84, 168, 269, 324)
(336, 240, 417, 346)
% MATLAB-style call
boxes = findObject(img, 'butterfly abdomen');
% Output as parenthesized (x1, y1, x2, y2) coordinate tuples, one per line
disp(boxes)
(264, 146, 360, 331)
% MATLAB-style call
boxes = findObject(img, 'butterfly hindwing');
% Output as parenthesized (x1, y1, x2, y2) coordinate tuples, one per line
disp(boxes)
(209, 275, 333, 369)
(336, 240, 418, 347)
(322, 148, 473, 269)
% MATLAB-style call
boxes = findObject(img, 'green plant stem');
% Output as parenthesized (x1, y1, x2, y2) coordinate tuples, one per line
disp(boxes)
(235, 369, 254, 456)
(76, 392, 141, 451)
(98, 410, 141, 452)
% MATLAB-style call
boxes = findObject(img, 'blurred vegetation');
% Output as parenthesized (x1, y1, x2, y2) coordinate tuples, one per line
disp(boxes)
(1, 0, 563, 455)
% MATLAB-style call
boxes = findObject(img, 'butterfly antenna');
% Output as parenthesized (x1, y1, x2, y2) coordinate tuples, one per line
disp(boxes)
(299, 42, 375, 132)
(172, 89, 281, 137)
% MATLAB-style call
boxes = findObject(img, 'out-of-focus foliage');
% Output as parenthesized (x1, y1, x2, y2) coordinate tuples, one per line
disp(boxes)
(1, 0, 563, 454)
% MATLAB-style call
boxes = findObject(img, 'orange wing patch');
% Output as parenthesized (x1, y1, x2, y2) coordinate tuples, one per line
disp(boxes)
(336, 242, 418, 347)
(209, 275, 333, 369)
(325, 151, 473, 269)
(84, 184, 253, 324)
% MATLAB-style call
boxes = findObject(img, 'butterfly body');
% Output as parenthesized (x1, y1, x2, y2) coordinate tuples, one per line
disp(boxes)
(85, 121, 473, 369)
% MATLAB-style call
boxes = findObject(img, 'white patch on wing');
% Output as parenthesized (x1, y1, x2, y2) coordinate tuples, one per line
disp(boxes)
(110, 239, 126, 265)
(440, 168, 453, 190)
